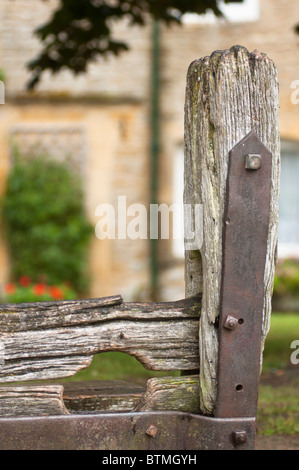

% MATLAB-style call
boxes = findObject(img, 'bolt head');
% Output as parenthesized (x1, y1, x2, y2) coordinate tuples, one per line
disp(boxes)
(245, 154, 262, 170)
(232, 431, 247, 445)
(224, 315, 238, 330)
(146, 424, 158, 437)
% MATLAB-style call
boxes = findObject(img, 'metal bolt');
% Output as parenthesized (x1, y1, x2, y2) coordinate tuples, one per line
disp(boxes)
(146, 424, 158, 437)
(232, 431, 247, 446)
(245, 154, 262, 170)
(223, 315, 238, 330)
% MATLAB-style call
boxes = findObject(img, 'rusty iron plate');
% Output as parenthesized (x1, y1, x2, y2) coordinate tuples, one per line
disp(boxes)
(0, 411, 256, 450)
(215, 131, 272, 418)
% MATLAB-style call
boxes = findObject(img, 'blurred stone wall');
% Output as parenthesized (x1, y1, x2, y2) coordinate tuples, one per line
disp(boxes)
(0, 0, 298, 301)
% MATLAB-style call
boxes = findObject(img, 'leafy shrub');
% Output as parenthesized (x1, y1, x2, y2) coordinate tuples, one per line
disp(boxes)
(1, 152, 93, 294)
(273, 258, 299, 298)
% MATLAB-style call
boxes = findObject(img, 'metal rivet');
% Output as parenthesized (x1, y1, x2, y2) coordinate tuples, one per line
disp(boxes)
(232, 431, 247, 445)
(223, 315, 238, 330)
(146, 424, 158, 437)
(245, 154, 262, 170)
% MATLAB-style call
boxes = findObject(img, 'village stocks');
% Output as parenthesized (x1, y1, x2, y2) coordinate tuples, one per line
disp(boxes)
(102, 454, 197, 466)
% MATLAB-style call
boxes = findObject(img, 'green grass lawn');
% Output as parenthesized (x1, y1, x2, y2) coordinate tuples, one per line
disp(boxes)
(257, 379, 299, 436)
(262, 313, 299, 373)
(257, 313, 299, 436)
(63, 351, 180, 384)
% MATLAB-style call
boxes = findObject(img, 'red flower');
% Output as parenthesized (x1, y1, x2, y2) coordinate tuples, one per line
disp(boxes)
(33, 283, 46, 296)
(49, 286, 64, 300)
(4, 283, 16, 295)
(19, 276, 31, 287)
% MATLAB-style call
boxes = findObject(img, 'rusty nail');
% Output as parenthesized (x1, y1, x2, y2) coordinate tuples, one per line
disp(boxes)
(232, 431, 247, 445)
(245, 154, 262, 170)
(146, 424, 158, 437)
(223, 315, 238, 330)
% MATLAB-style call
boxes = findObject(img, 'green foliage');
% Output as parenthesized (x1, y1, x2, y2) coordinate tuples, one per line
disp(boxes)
(27, 0, 234, 89)
(1, 152, 93, 294)
(273, 259, 299, 298)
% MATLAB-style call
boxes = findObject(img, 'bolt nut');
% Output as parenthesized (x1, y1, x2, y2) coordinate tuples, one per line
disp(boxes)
(245, 154, 262, 170)
(232, 431, 247, 445)
(146, 424, 158, 438)
(223, 315, 238, 330)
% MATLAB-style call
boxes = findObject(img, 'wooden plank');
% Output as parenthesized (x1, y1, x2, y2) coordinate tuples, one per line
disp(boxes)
(0, 378, 200, 416)
(63, 380, 144, 413)
(134, 375, 200, 414)
(0, 385, 68, 417)
(0, 295, 123, 332)
(0, 295, 200, 383)
(184, 46, 280, 414)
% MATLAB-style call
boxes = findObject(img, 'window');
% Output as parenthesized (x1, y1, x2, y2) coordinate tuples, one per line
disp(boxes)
(183, 0, 260, 25)
(278, 140, 299, 258)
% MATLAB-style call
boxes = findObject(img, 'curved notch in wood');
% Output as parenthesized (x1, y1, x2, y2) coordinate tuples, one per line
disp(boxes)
(0, 295, 201, 383)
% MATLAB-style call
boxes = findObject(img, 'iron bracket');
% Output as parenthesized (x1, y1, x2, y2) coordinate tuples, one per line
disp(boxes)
(215, 130, 272, 418)
(0, 411, 256, 450)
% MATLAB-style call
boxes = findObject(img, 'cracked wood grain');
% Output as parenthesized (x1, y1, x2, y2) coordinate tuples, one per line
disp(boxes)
(0, 295, 201, 383)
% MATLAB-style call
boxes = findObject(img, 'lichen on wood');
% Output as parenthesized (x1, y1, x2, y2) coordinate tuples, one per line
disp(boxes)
(134, 375, 200, 414)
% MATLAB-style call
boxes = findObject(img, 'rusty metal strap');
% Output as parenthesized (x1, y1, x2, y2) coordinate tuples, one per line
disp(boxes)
(215, 131, 272, 418)
(0, 411, 256, 450)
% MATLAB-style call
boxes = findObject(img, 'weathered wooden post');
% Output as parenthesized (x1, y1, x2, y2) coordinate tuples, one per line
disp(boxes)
(184, 45, 280, 416)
